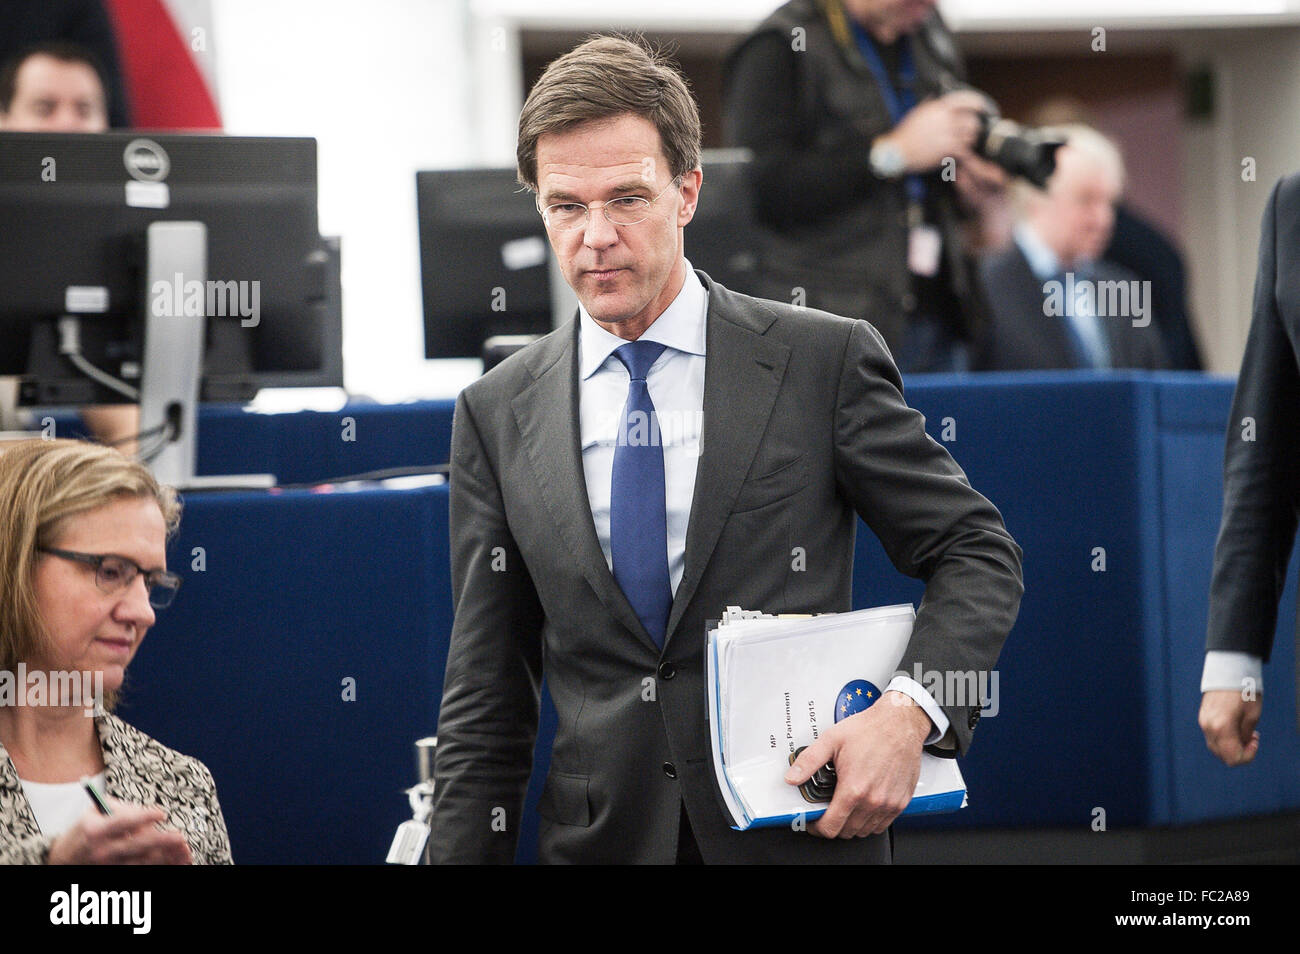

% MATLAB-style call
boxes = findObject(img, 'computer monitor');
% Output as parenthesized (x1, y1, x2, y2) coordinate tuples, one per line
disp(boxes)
(416, 150, 762, 361)
(416, 167, 551, 360)
(685, 149, 763, 297)
(0, 131, 341, 483)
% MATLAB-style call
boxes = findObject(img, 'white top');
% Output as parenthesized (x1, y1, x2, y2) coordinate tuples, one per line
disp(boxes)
(20, 771, 107, 838)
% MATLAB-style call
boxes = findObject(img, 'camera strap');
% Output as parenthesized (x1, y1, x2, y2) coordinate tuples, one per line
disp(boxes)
(850, 23, 926, 208)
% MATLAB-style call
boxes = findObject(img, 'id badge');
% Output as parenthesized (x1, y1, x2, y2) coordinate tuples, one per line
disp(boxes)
(908, 224, 942, 277)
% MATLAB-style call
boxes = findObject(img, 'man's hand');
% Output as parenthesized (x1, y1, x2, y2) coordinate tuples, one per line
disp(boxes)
(46, 799, 193, 865)
(1198, 689, 1262, 766)
(785, 690, 932, 838)
(879, 89, 988, 174)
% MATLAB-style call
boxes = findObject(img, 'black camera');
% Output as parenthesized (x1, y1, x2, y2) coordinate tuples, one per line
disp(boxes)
(974, 112, 1066, 189)
(937, 82, 1067, 188)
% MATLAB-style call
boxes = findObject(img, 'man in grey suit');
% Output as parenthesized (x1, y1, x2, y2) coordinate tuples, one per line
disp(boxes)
(431, 35, 1023, 864)
(1201, 171, 1300, 766)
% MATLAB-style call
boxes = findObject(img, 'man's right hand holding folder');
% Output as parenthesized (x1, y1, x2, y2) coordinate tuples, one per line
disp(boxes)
(785, 689, 933, 838)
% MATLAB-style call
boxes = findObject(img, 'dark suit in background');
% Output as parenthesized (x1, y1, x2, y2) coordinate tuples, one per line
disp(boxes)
(976, 242, 1167, 371)
(1206, 171, 1300, 721)
(1106, 204, 1202, 370)
(431, 272, 1023, 864)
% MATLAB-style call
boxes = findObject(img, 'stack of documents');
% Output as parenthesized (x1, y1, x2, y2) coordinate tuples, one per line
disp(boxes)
(706, 604, 968, 830)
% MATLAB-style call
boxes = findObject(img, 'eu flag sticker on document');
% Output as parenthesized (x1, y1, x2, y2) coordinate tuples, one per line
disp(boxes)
(834, 679, 880, 721)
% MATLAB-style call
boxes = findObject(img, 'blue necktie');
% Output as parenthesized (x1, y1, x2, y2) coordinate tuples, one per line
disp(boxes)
(1054, 270, 1103, 369)
(610, 341, 671, 648)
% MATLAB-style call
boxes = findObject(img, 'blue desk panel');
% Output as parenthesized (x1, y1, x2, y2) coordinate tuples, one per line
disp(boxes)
(55, 399, 458, 485)
(122, 484, 452, 864)
(881, 373, 1300, 833)
(195, 401, 456, 485)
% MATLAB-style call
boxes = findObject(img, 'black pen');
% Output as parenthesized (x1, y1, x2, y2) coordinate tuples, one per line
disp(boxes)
(81, 777, 112, 816)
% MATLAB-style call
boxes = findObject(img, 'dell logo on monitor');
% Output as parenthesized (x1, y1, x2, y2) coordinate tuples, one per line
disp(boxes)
(123, 138, 170, 182)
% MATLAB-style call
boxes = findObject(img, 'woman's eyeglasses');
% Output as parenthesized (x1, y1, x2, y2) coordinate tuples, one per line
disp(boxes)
(38, 547, 181, 609)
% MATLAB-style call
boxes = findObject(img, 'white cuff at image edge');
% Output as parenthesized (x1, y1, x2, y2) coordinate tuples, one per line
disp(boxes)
(1200, 651, 1263, 694)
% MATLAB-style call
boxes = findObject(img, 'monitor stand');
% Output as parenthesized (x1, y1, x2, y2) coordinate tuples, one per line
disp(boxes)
(139, 221, 274, 491)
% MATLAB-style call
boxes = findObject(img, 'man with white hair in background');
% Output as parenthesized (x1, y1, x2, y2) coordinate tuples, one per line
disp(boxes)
(974, 125, 1167, 371)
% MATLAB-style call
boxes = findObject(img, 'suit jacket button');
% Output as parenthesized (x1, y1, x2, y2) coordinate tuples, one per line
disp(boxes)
(658, 661, 676, 680)
(968, 709, 980, 729)
(663, 762, 677, 779)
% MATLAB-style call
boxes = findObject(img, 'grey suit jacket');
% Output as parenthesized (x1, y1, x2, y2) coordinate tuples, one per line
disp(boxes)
(976, 243, 1167, 371)
(431, 272, 1023, 864)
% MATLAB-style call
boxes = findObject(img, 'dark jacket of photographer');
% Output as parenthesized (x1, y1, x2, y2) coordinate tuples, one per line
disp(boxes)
(724, 0, 987, 352)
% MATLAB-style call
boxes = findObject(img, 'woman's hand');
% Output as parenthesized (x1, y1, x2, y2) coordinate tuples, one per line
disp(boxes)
(46, 798, 193, 865)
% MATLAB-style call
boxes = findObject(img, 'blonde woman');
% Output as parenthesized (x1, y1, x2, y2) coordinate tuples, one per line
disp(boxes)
(0, 439, 231, 864)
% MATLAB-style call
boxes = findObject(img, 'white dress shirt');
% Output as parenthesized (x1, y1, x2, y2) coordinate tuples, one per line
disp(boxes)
(577, 262, 949, 743)
(1201, 651, 1264, 694)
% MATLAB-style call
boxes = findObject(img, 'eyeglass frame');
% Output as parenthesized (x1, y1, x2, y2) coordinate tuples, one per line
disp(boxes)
(37, 547, 182, 609)
(537, 176, 684, 231)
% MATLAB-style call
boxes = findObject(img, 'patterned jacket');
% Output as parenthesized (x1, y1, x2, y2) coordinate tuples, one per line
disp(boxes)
(0, 714, 232, 864)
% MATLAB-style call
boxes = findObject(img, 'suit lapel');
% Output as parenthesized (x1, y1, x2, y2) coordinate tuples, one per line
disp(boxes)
(665, 278, 791, 645)
(1009, 247, 1077, 368)
(512, 318, 655, 652)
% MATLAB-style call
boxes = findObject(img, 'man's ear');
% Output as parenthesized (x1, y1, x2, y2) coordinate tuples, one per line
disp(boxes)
(677, 168, 703, 227)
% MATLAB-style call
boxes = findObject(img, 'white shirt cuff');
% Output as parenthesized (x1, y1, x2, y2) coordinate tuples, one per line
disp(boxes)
(1201, 651, 1263, 694)
(885, 675, 951, 746)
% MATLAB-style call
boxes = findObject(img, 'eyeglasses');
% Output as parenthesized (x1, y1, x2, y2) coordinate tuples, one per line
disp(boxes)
(538, 177, 682, 231)
(38, 547, 182, 609)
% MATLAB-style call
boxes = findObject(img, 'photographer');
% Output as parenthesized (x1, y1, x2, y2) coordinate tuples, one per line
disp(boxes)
(724, 0, 1005, 372)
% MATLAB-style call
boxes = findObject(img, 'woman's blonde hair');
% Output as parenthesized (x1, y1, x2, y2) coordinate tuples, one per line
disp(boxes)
(0, 439, 180, 676)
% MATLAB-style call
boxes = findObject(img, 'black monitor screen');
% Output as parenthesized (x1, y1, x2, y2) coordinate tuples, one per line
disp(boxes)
(0, 131, 339, 403)
(417, 167, 552, 360)
(687, 151, 762, 297)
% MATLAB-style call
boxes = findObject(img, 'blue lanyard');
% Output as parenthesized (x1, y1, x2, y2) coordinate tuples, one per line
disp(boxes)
(851, 23, 926, 206)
